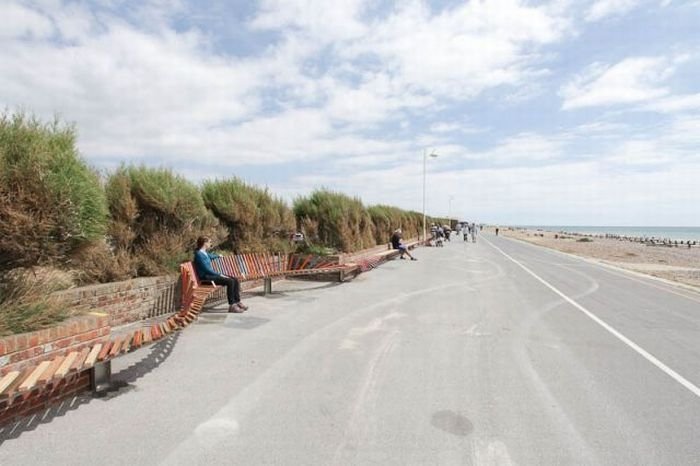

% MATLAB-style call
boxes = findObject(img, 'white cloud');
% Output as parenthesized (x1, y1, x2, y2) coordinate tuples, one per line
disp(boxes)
(429, 121, 485, 135)
(476, 133, 568, 164)
(323, 73, 434, 125)
(585, 0, 672, 22)
(663, 116, 700, 148)
(586, 0, 641, 21)
(647, 93, 700, 113)
(342, 0, 569, 101)
(0, 5, 277, 164)
(560, 57, 674, 110)
(281, 154, 700, 225)
(0, 3, 54, 39)
(603, 139, 675, 168)
(572, 121, 630, 135)
(251, 0, 367, 42)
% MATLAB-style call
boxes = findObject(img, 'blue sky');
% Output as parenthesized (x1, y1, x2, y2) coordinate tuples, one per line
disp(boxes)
(2, 0, 700, 226)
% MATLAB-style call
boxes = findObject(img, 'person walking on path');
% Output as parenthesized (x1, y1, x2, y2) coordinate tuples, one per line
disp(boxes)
(391, 229, 418, 260)
(193, 236, 249, 313)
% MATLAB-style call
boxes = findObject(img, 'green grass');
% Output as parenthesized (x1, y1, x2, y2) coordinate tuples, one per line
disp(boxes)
(0, 112, 108, 271)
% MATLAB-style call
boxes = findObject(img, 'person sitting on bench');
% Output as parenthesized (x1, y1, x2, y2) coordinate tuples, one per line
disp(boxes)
(193, 236, 249, 313)
(391, 229, 417, 260)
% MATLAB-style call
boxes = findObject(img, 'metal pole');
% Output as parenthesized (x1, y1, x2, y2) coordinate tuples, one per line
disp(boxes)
(422, 149, 427, 242)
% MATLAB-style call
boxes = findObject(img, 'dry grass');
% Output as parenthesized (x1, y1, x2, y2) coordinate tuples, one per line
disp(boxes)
(0, 267, 76, 336)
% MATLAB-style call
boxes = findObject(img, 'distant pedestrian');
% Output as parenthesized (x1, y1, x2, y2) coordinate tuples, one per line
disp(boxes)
(193, 236, 248, 313)
(495, 227, 499, 236)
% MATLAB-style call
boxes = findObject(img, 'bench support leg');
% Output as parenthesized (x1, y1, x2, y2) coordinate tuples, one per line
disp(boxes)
(91, 360, 112, 395)
(263, 277, 272, 295)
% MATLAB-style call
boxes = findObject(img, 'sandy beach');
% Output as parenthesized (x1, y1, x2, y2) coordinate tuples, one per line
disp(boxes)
(497, 227, 700, 289)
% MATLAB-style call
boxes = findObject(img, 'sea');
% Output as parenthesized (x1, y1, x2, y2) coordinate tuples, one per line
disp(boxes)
(519, 226, 700, 242)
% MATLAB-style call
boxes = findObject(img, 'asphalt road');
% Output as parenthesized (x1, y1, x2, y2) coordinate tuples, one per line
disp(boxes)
(1, 233, 699, 465)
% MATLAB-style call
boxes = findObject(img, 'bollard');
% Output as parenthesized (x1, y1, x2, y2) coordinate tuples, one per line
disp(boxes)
(263, 277, 272, 295)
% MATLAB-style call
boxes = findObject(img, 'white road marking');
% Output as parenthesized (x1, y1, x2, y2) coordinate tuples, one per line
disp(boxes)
(472, 438, 515, 466)
(484, 238, 700, 399)
(194, 418, 240, 448)
(463, 324, 491, 337)
(502, 234, 700, 303)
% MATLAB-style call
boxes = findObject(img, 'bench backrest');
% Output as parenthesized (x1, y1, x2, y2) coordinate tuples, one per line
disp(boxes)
(212, 253, 289, 280)
(180, 262, 199, 311)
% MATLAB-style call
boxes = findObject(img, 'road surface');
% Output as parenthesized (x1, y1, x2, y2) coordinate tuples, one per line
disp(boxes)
(1, 233, 699, 465)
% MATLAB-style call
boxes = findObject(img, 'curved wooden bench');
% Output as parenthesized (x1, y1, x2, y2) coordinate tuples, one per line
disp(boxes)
(352, 239, 423, 272)
(0, 250, 397, 424)
(180, 252, 348, 315)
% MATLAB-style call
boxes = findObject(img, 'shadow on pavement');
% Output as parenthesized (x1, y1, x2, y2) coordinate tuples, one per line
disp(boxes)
(249, 280, 342, 297)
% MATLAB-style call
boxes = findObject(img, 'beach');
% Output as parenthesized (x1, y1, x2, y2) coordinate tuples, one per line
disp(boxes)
(498, 227, 700, 289)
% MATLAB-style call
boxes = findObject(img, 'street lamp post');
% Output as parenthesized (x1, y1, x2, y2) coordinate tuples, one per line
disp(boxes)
(422, 149, 439, 242)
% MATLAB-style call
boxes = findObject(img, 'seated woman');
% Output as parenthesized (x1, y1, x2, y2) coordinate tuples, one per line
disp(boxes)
(193, 236, 249, 313)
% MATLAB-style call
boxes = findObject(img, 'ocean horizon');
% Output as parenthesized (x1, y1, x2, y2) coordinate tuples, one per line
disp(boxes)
(516, 225, 700, 242)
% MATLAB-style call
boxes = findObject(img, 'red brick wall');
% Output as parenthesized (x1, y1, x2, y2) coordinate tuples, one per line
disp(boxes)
(0, 314, 110, 376)
(53, 274, 181, 327)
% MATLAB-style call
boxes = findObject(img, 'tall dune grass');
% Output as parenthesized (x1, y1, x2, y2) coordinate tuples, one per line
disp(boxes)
(0, 111, 448, 334)
(367, 205, 423, 244)
(105, 165, 225, 276)
(201, 178, 295, 252)
(0, 112, 108, 272)
(294, 189, 375, 253)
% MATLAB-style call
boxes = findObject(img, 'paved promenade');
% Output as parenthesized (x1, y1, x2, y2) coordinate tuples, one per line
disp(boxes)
(1, 234, 699, 465)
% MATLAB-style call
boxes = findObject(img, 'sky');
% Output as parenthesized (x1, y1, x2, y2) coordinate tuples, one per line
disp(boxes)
(2, 0, 700, 226)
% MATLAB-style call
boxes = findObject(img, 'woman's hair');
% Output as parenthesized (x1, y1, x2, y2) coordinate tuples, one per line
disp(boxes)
(195, 236, 210, 251)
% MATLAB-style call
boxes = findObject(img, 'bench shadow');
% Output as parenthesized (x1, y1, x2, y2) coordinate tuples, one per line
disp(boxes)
(0, 332, 180, 444)
(247, 280, 342, 297)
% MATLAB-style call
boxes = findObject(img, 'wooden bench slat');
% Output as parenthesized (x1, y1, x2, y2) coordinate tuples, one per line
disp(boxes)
(37, 357, 66, 384)
(108, 337, 125, 358)
(120, 336, 131, 354)
(18, 361, 52, 392)
(70, 348, 90, 372)
(84, 344, 102, 368)
(0, 368, 33, 400)
(55, 352, 79, 379)
(132, 330, 143, 348)
(97, 341, 113, 361)
(0, 371, 21, 396)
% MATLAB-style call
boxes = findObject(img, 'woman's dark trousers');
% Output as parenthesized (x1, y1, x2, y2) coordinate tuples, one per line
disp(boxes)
(203, 274, 240, 304)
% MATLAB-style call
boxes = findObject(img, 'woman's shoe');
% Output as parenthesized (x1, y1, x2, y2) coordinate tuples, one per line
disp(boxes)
(228, 303, 244, 313)
(237, 302, 249, 311)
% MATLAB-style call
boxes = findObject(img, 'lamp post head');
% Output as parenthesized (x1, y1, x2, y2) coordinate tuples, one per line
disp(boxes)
(429, 151, 439, 158)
